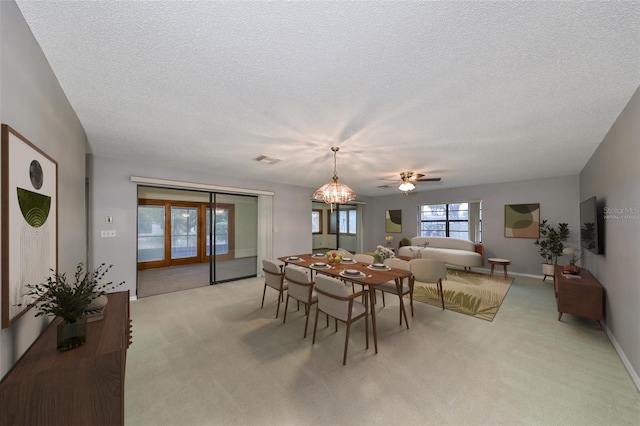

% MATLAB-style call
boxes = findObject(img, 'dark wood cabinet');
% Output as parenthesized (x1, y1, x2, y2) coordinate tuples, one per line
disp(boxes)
(0, 291, 132, 425)
(554, 266, 604, 329)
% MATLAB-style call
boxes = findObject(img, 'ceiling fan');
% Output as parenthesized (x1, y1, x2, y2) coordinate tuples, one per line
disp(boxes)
(378, 171, 442, 194)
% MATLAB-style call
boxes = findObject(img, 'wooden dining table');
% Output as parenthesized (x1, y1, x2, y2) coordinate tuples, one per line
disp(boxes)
(277, 253, 413, 353)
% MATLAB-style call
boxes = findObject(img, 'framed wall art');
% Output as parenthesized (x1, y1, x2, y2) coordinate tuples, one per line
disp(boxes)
(1, 125, 58, 328)
(385, 209, 402, 233)
(504, 203, 540, 238)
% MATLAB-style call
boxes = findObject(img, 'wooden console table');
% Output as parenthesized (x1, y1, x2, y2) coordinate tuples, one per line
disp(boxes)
(554, 266, 604, 329)
(0, 291, 132, 425)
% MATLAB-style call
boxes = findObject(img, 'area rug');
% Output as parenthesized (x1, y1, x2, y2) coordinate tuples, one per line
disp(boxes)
(411, 269, 513, 321)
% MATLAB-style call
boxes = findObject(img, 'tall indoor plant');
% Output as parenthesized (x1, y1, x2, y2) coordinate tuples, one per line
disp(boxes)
(20, 262, 123, 351)
(534, 220, 570, 279)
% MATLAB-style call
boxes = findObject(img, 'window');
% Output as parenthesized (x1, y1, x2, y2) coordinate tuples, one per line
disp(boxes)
(312, 209, 323, 234)
(138, 199, 236, 269)
(419, 202, 482, 241)
(171, 207, 198, 259)
(329, 208, 357, 235)
(137, 205, 165, 262)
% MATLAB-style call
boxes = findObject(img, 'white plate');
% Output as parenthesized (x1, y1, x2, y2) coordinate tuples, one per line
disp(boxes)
(367, 264, 389, 271)
(312, 262, 328, 267)
(342, 257, 353, 262)
(287, 257, 301, 261)
(344, 269, 361, 276)
(371, 263, 386, 268)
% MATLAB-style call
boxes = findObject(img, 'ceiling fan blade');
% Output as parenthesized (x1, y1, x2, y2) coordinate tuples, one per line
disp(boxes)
(415, 177, 441, 182)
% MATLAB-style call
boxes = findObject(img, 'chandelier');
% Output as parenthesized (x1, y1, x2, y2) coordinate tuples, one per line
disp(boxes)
(398, 171, 416, 193)
(312, 146, 357, 207)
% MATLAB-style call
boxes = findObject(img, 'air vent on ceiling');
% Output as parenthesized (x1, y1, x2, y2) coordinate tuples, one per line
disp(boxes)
(254, 155, 281, 165)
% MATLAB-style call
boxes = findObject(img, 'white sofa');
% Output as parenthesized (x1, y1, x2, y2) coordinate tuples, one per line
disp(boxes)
(397, 236, 484, 268)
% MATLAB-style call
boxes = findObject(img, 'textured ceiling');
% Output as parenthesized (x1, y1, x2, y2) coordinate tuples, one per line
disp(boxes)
(15, 1, 640, 197)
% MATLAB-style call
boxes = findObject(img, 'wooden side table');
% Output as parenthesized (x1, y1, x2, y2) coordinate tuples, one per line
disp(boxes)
(488, 258, 511, 279)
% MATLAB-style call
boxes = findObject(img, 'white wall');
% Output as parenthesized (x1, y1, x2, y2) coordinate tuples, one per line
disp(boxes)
(369, 175, 580, 276)
(0, 1, 87, 378)
(580, 85, 640, 388)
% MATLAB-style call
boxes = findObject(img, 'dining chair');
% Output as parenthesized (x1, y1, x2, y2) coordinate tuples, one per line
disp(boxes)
(312, 274, 369, 365)
(283, 265, 317, 338)
(377, 258, 414, 328)
(261, 259, 287, 318)
(350, 253, 374, 297)
(409, 259, 447, 310)
(337, 248, 352, 256)
(353, 253, 374, 264)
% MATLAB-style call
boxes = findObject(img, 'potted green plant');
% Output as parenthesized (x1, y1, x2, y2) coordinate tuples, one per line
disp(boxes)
(20, 262, 124, 351)
(534, 220, 570, 279)
(398, 237, 412, 249)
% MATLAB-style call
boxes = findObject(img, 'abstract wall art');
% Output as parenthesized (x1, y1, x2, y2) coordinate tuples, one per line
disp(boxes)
(2, 125, 58, 328)
(504, 203, 540, 239)
(385, 209, 402, 233)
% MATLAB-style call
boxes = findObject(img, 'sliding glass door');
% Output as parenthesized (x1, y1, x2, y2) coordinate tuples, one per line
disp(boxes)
(137, 187, 259, 296)
(209, 193, 258, 283)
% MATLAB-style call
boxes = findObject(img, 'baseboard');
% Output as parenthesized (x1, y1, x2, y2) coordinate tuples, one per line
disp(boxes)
(604, 322, 640, 392)
(129, 295, 138, 302)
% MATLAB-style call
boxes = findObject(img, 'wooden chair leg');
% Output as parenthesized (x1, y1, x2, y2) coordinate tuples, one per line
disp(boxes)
(282, 294, 291, 324)
(261, 284, 267, 308)
(275, 291, 282, 318)
(343, 322, 351, 365)
(399, 294, 409, 329)
(312, 308, 320, 344)
(303, 303, 312, 338)
(438, 279, 445, 310)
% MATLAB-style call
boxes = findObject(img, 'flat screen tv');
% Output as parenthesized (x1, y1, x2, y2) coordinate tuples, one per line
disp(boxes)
(580, 196, 603, 254)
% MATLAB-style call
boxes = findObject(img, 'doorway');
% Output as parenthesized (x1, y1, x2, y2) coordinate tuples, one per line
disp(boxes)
(311, 201, 364, 254)
(136, 186, 258, 297)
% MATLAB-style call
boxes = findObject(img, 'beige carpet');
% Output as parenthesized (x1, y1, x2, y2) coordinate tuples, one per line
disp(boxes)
(412, 268, 513, 321)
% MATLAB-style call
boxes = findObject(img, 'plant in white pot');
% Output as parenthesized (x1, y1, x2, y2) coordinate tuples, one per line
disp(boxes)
(19, 262, 124, 351)
(534, 220, 570, 280)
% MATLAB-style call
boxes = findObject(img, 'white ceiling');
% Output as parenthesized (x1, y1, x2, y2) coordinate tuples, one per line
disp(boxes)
(15, 1, 640, 197)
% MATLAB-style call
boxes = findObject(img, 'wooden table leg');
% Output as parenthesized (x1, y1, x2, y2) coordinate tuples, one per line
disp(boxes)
(396, 277, 409, 329)
(503, 264, 508, 279)
(490, 264, 495, 278)
(369, 286, 378, 354)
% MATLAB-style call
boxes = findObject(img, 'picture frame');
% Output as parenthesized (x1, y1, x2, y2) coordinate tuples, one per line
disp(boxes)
(385, 209, 402, 233)
(504, 203, 540, 238)
(1, 125, 58, 328)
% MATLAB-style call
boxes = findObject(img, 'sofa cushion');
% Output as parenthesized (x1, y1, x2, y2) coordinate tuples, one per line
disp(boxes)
(411, 236, 476, 252)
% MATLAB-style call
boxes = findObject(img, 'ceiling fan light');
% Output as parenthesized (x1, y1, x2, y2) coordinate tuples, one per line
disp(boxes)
(399, 181, 415, 192)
